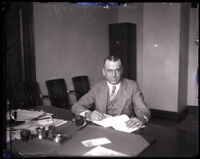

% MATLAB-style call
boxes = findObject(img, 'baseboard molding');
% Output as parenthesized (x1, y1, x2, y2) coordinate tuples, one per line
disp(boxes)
(186, 105, 198, 115)
(150, 108, 188, 123)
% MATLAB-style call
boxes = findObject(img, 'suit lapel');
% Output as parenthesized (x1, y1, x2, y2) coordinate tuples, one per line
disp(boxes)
(98, 80, 109, 114)
(114, 78, 128, 115)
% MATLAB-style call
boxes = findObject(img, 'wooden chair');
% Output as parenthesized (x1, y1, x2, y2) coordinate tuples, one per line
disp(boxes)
(45, 79, 70, 109)
(72, 76, 94, 111)
(72, 76, 90, 101)
(9, 81, 43, 110)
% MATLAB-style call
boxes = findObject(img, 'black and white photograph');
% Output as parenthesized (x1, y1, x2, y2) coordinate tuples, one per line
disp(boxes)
(2, 2, 198, 157)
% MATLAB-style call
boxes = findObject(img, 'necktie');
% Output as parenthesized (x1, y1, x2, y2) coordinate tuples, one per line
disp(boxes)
(109, 85, 116, 101)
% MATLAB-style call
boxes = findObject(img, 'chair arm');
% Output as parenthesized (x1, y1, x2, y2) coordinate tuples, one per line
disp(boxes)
(67, 90, 75, 94)
(40, 94, 49, 99)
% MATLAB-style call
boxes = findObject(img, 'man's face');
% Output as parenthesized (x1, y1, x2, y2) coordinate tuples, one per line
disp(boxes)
(102, 59, 123, 85)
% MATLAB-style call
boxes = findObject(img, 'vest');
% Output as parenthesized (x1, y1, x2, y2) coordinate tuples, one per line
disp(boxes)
(106, 88, 121, 116)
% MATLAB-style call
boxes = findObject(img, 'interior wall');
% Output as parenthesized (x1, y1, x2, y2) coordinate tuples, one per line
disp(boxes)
(112, 3, 198, 110)
(178, 4, 190, 112)
(33, 2, 198, 108)
(33, 2, 118, 104)
(187, 6, 198, 106)
(117, 3, 143, 88)
(143, 3, 181, 112)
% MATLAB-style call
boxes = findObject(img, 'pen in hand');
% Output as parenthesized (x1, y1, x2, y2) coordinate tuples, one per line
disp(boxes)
(89, 110, 105, 121)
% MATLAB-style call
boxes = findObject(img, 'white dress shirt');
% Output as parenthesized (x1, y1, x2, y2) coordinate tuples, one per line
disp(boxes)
(106, 81, 121, 96)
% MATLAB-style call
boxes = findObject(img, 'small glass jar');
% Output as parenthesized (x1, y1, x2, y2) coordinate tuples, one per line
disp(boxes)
(54, 134, 61, 143)
(36, 127, 45, 139)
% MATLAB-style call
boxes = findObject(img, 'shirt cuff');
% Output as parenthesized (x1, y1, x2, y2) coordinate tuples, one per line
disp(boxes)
(80, 110, 91, 117)
(137, 115, 148, 125)
(144, 116, 148, 123)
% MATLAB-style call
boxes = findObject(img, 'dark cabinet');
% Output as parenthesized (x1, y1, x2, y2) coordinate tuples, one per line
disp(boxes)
(109, 23, 137, 80)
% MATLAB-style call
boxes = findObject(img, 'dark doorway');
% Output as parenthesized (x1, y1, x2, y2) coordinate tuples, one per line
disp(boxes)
(3, 3, 36, 153)
(6, 2, 36, 86)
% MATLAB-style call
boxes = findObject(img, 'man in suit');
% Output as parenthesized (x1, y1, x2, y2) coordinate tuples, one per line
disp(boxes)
(71, 55, 151, 129)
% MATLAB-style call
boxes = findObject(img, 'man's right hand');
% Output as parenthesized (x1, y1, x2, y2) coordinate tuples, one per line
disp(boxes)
(85, 110, 105, 121)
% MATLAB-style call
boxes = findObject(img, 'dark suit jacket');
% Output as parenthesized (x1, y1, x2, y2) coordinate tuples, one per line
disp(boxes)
(71, 78, 151, 124)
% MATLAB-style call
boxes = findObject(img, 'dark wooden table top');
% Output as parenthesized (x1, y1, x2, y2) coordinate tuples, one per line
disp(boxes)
(8, 105, 198, 157)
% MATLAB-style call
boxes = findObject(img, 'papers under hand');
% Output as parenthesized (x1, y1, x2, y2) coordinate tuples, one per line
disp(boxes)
(111, 115, 140, 133)
(92, 114, 140, 133)
(92, 114, 113, 127)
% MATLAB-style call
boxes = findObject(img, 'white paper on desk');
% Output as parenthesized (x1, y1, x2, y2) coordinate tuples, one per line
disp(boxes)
(34, 116, 53, 126)
(92, 114, 113, 127)
(53, 119, 67, 127)
(14, 117, 67, 133)
(83, 146, 129, 156)
(92, 114, 140, 133)
(16, 109, 47, 121)
(81, 137, 111, 147)
(111, 114, 140, 133)
(34, 113, 67, 127)
(34, 118, 67, 127)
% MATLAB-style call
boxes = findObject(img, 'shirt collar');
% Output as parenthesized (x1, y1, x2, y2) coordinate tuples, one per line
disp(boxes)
(106, 81, 121, 91)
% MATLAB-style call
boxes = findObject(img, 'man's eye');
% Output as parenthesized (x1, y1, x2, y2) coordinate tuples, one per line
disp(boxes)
(107, 70, 112, 73)
(106, 69, 121, 73)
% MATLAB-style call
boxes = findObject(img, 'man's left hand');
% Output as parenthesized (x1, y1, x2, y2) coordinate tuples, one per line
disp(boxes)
(125, 117, 143, 129)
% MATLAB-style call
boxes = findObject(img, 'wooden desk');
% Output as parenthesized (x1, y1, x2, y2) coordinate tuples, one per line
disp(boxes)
(139, 124, 198, 157)
(9, 105, 198, 157)
(35, 105, 74, 121)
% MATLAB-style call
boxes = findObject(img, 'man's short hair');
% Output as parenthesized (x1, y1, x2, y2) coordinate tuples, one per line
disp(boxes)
(104, 55, 121, 64)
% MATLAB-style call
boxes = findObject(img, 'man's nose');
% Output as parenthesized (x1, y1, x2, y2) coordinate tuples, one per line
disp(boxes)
(112, 70, 117, 77)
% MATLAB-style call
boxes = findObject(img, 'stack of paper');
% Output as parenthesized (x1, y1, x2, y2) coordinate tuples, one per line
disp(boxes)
(32, 113, 67, 127)
(14, 118, 67, 130)
(92, 114, 140, 133)
(15, 109, 48, 121)
(13, 121, 40, 133)
(13, 109, 67, 133)
(53, 119, 67, 127)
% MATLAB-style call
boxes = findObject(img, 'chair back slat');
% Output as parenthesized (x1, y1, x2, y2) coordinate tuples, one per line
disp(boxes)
(9, 82, 42, 109)
(45, 79, 70, 109)
(72, 76, 90, 101)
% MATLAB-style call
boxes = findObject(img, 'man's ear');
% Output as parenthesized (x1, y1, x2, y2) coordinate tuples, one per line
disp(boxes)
(102, 68, 105, 76)
(121, 66, 124, 74)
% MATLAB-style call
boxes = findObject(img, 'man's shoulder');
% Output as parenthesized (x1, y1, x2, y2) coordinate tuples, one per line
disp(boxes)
(123, 78, 137, 86)
(91, 80, 106, 89)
